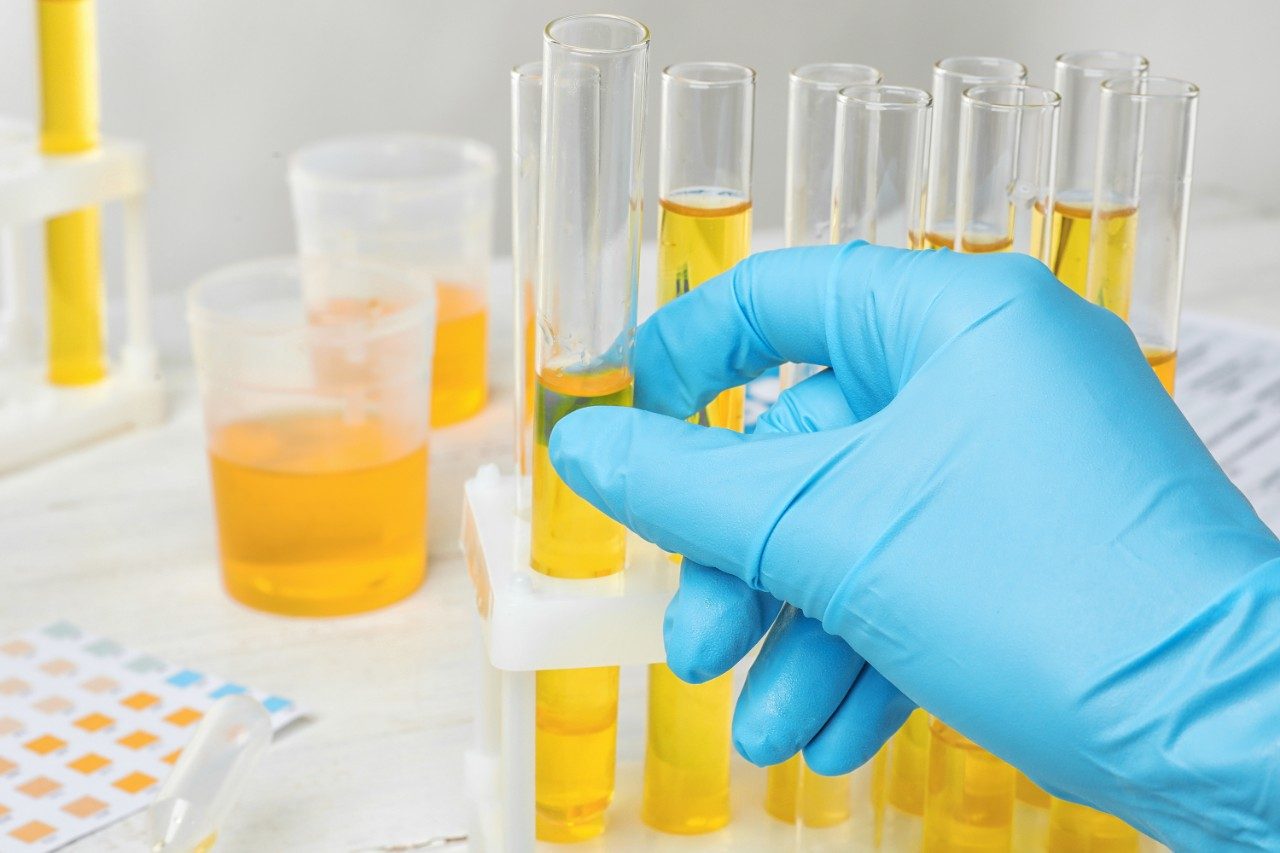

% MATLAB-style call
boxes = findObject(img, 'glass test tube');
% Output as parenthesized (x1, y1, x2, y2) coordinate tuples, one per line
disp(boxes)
(643, 61, 754, 835)
(1087, 77, 1198, 397)
(922, 57, 1027, 250)
(532, 14, 649, 844)
(1033, 51, 1148, 299)
(805, 84, 934, 851)
(923, 84, 1059, 853)
(780, 62, 882, 390)
(510, 61, 541, 488)
(831, 84, 932, 247)
(954, 84, 1060, 257)
(38, 0, 107, 385)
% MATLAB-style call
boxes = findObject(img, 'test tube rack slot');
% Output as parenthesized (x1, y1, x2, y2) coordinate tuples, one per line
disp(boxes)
(0, 121, 163, 473)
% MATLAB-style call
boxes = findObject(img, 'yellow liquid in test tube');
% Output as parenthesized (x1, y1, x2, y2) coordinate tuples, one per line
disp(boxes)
(531, 366, 632, 841)
(884, 709, 931, 817)
(1047, 799, 1140, 853)
(38, 0, 106, 386)
(431, 283, 488, 426)
(923, 720, 1016, 852)
(209, 414, 428, 616)
(764, 755, 854, 828)
(639, 192, 750, 834)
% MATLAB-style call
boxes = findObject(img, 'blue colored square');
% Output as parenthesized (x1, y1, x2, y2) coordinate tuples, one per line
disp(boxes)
(167, 669, 202, 688)
(261, 696, 291, 713)
(209, 683, 247, 699)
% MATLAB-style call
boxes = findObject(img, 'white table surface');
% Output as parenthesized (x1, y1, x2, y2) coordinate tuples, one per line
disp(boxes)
(2, 197, 1278, 852)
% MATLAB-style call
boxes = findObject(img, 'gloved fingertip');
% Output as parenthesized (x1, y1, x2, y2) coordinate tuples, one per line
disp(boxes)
(732, 720, 799, 769)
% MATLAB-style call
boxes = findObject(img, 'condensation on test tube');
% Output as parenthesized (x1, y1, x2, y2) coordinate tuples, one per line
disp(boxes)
(148, 695, 272, 853)
(781, 62, 880, 389)
(510, 60, 541, 499)
(922, 56, 1027, 250)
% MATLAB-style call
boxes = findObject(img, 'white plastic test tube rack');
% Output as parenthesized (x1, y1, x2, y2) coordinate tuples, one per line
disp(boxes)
(0, 119, 163, 472)
(461, 465, 803, 852)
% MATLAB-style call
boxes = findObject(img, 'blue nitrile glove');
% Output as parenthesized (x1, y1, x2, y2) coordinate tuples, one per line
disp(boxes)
(664, 369, 914, 774)
(551, 242, 1280, 850)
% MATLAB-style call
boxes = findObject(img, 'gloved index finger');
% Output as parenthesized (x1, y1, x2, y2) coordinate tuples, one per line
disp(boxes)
(635, 243, 856, 417)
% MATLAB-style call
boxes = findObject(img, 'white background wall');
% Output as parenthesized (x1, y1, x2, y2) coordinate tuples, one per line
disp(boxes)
(1, 0, 1277, 295)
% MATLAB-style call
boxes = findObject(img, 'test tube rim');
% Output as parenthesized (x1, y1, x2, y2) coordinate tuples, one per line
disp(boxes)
(790, 62, 883, 90)
(837, 83, 932, 111)
(1100, 75, 1199, 101)
(186, 256, 432, 340)
(543, 13, 650, 56)
(288, 132, 497, 197)
(962, 83, 1061, 112)
(933, 55, 1028, 85)
(511, 60, 543, 81)
(662, 61, 756, 89)
(1055, 49, 1150, 77)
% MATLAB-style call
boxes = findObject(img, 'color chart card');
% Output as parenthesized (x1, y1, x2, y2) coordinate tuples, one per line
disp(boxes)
(0, 622, 304, 851)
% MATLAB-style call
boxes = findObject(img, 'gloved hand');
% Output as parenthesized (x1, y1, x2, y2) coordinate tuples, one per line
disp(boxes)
(551, 242, 1280, 850)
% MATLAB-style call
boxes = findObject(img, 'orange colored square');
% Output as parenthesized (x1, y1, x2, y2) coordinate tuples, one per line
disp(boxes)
(74, 712, 113, 732)
(113, 770, 156, 794)
(62, 795, 108, 818)
(8, 820, 55, 843)
(0, 716, 22, 736)
(162, 749, 181, 765)
(0, 802, 8, 818)
(39, 658, 76, 677)
(18, 775, 60, 798)
(0, 757, 16, 774)
(0, 640, 34, 656)
(116, 730, 158, 749)
(81, 676, 118, 694)
(164, 707, 202, 727)
(68, 753, 110, 774)
(34, 696, 73, 714)
(0, 678, 30, 696)
(24, 734, 65, 755)
(121, 691, 159, 710)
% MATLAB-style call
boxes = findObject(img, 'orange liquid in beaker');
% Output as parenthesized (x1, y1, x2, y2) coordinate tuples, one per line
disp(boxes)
(432, 283, 488, 426)
(209, 413, 428, 616)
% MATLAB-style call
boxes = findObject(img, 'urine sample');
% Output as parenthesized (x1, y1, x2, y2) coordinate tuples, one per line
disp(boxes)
(922, 57, 1027, 250)
(1087, 77, 1199, 396)
(288, 134, 496, 427)
(188, 258, 433, 617)
(510, 61, 542, 483)
(1047, 798, 1141, 853)
(922, 720, 1016, 852)
(954, 84, 1060, 257)
(530, 14, 649, 843)
(642, 60, 754, 836)
(764, 755, 854, 829)
(38, 0, 106, 386)
(1031, 51, 1148, 297)
(781, 62, 881, 389)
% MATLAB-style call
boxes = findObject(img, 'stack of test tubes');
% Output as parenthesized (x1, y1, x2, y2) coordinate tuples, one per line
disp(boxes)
(465, 16, 1197, 851)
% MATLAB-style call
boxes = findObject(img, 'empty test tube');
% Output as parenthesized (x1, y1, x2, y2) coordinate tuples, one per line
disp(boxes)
(38, 0, 107, 385)
(531, 13, 649, 843)
(955, 83, 1060, 257)
(780, 62, 881, 389)
(510, 60, 541, 489)
(1086, 77, 1198, 396)
(148, 696, 272, 852)
(1032, 51, 1148, 297)
(922, 57, 1027, 250)
(643, 60, 754, 836)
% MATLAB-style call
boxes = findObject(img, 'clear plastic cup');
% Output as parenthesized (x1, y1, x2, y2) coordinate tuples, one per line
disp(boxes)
(288, 134, 496, 428)
(188, 257, 434, 616)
